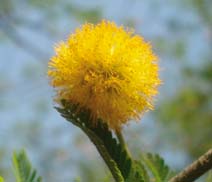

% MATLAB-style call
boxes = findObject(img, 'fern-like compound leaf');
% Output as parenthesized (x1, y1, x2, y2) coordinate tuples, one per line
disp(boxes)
(12, 150, 42, 182)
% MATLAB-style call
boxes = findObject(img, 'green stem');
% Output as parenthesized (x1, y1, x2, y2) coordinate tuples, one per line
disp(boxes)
(56, 104, 126, 182)
(115, 130, 132, 158)
(84, 128, 124, 182)
(65, 117, 124, 182)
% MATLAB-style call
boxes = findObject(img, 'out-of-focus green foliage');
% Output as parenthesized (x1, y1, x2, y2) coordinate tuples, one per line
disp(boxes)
(0, 150, 8, 179)
(206, 171, 212, 182)
(0, 176, 4, 182)
(155, 0, 212, 160)
(157, 62, 212, 158)
(64, 5, 102, 23)
(129, 0, 212, 177)
(187, 0, 212, 26)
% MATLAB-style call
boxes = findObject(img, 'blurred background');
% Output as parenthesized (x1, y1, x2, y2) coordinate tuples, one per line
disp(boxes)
(0, 0, 211, 181)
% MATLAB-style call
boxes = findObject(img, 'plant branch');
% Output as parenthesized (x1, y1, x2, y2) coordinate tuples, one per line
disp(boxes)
(66, 118, 124, 182)
(81, 127, 124, 182)
(56, 104, 124, 182)
(169, 148, 212, 182)
(115, 130, 131, 158)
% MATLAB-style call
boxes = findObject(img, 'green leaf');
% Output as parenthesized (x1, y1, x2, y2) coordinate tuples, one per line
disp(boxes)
(0, 176, 4, 182)
(140, 153, 170, 182)
(73, 177, 81, 182)
(206, 171, 212, 182)
(134, 160, 150, 182)
(12, 150, 42, 182)
(56, 100, 133, 180)
(125, 161, 145, 182)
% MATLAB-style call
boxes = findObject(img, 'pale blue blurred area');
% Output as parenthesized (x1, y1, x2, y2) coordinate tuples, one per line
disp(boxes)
(0, 0, 211, 181)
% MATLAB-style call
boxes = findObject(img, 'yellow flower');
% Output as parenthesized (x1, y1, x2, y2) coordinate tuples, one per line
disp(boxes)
(48, 20, 160, 130)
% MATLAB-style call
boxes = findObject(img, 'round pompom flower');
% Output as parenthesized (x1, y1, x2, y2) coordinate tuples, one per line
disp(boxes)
(48, 20, 160, 130)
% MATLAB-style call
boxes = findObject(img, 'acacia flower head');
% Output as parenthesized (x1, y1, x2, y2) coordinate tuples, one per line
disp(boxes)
(48, 20, 160, 130)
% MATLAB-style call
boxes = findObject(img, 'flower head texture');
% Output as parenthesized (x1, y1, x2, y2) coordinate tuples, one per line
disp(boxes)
(48, 20, 160, 130)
